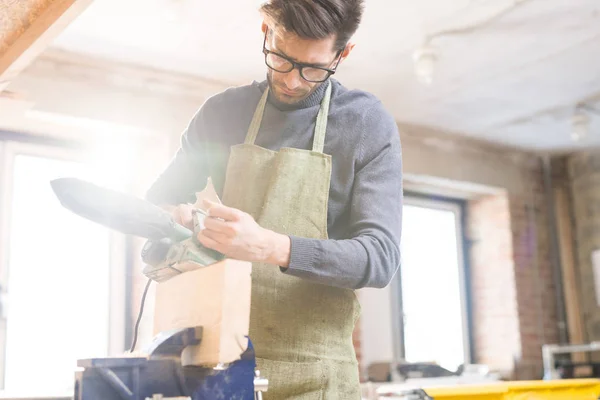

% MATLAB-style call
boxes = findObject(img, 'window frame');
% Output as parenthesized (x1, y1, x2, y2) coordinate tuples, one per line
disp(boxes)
(392, 192, 474, 368)
(0, 138, 128, 391)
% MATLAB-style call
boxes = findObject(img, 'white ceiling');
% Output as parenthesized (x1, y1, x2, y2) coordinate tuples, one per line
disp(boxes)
(48, 0, 600, 152)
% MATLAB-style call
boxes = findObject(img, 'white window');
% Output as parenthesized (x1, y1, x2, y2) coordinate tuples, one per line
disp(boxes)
(397, 195, 471, 372)
(0, 141, 128, 396)
(359, 194, 471, 376)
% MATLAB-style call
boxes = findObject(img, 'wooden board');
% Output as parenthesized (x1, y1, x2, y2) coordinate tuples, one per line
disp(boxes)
(0, 0, 94, 91)
(554, 185, 587, 362)
(153, 258, 252, 367)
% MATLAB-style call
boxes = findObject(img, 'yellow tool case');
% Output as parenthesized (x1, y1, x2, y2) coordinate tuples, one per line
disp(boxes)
(422, 379, 600, 400)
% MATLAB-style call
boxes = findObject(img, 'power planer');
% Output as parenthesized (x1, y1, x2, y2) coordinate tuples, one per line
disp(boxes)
(51, 177, 268, 400)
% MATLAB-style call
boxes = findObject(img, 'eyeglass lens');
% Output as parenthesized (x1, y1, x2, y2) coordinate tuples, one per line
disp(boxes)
(265, 53, 330, 82)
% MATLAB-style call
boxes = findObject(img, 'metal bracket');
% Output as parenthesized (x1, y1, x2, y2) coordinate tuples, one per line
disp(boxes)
(146, 327, 203, 359)
(542, 341, 600, 380)
(254, 370, 268, 400)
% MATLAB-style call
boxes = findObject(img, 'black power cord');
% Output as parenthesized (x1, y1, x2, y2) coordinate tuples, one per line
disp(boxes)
(129, 278, 152, 353)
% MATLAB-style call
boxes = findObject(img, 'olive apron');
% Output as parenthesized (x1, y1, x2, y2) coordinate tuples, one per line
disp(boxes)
(220, 82, 361, 399)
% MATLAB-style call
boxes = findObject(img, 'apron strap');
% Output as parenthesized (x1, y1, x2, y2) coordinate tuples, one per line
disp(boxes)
(244, 81, 333, 153)
(312, 81, 332, 153)
(245, 87, 270, 145)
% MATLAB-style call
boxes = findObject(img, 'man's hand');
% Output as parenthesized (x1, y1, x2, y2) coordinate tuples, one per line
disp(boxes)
(197, 200, 291, 266)
(169, 203, 195, 230)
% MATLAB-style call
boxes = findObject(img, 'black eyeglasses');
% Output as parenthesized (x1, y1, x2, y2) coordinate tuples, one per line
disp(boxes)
(262, 30, 343, 83)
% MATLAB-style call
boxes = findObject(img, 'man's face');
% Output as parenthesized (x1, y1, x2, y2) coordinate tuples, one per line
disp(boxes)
(264, 27, 341, 104)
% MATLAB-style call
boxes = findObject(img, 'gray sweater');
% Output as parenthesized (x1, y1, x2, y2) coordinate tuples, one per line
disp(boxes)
(146, 78, 403, 289)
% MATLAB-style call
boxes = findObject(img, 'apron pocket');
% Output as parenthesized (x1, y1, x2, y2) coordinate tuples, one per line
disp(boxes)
(256, 357, 326, 400)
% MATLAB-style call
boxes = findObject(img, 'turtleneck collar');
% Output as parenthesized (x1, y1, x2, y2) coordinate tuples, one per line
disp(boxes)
(259, 77, 330, 111)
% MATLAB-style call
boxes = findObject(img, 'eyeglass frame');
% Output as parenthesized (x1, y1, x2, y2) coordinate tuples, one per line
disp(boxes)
(262, 29, 344, 83)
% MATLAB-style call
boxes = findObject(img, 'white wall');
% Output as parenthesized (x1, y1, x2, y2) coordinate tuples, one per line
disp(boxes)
(358, 281, 400, 370)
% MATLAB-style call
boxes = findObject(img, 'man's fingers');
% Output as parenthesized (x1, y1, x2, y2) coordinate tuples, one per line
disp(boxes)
(203, 216, 237, 235)
(204, 200, 243, 221)
(200, 229, 231, 245)
(197, 231, 225, 252)
(173, 204, 194, 229)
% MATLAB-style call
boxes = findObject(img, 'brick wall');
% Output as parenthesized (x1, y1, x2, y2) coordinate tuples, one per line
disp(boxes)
(510, 188, 559, 379)
(466, 162, 560, 380)
(468, 194, 521, 378)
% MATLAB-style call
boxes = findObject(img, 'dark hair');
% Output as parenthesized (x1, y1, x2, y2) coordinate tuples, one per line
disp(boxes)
(260, 0, 364, 51)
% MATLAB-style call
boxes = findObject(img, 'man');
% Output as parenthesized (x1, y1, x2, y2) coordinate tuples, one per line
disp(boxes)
(146, 0, 403, 397)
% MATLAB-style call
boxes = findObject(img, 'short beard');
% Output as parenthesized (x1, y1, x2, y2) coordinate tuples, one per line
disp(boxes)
(266, 71, 321, 105)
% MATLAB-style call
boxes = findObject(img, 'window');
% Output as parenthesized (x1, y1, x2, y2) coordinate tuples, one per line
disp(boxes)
(0, 141, 128, 396)
(358, 193, 473, 377)
(395, 195, 471, 371)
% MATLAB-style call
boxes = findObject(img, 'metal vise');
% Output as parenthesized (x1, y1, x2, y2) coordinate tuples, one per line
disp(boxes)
(74, 327, 268, 400)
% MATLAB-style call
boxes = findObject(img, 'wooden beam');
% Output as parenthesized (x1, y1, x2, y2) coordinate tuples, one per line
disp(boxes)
(0, 0, 93, 91)
(554, 185, 587, 363)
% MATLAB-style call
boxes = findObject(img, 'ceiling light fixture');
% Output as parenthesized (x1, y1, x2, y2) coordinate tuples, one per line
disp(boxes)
(412, 45, 437, 85)
(571, 111, 590, 142)
(412, 0, 532, 85)
(571, 103, 600, 142)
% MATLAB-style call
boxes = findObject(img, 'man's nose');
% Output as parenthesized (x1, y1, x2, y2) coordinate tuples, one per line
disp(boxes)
(283, 68, 302, 89)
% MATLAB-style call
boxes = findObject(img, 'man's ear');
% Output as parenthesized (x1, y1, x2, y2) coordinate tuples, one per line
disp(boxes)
(340, 42, 356, 63)
(260, 19, 269, 36)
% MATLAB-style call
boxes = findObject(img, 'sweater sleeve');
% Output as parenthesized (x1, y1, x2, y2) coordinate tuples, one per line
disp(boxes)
(145, 102, 214, 206)
(283, 101, 403, 289)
